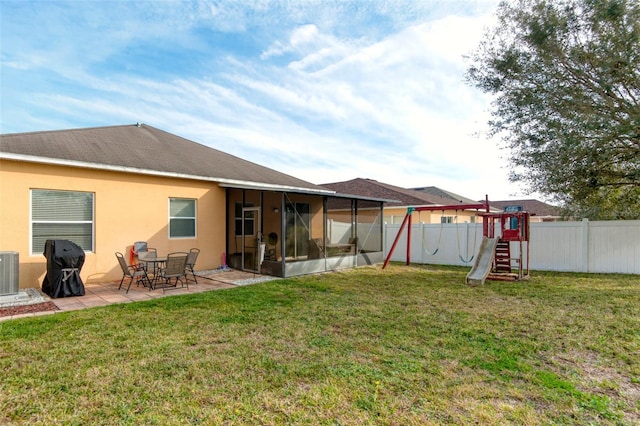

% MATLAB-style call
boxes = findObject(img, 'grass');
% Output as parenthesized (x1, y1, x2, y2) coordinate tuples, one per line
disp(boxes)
(1, 264, 639, 425)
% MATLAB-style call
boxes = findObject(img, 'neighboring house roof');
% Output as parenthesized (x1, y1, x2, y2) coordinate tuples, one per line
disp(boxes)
(411, 186, 480, 205)
(488, 199, 563, 217)
(321, 178, 476, 208)
(0, 123, 331, 194)
(322, 178, 430, 207)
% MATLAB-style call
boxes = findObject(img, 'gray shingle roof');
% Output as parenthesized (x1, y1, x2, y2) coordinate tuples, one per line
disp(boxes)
(322, 178, 499, 211)
(0, 123, 329, 192)
(411, 186, 480, 205)
(322, 178, 453, 207)
(488, 199, 563, 217)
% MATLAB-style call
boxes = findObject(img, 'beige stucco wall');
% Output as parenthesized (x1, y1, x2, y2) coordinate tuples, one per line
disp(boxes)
(288, 193, 324, 239)
(0, 159, 226, 289)
(383, 207, 478, 224)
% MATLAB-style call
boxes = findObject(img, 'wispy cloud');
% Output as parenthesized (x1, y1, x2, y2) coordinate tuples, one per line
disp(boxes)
(1, 0, 523, 199)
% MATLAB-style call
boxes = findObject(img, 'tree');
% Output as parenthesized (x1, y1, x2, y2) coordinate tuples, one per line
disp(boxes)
(466, 0, 640, 219)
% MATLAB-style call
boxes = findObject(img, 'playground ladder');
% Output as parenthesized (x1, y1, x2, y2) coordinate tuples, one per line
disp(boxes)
(494, 240, 512, 273)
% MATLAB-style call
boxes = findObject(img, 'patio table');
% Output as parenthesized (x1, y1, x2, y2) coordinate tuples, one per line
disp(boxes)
(138, 254, 166, 289)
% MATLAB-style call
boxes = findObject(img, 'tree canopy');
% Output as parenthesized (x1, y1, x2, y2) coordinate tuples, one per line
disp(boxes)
(466, 0, 640, 219)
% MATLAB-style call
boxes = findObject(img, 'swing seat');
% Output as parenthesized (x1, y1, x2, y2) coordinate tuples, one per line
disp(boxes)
(421, 214, 444, 257)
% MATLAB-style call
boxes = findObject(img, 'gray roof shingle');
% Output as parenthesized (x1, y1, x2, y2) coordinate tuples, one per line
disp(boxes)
(322, 178, 498, 211)
(0, 123, 329, 192)
(411, 186, 480, 205)
(488, 199, 562, 217)
(322, 178, 454, 207)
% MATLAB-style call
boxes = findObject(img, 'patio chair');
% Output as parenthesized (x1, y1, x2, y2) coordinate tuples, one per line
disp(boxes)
(185, 248, 200, 284)
(116, 252, 150, 293)
(130, 240, 148, 264)
(138, 247, 158, 275)
(265, 232, 278, 261)
(307, 238, 324, 259)
(156, 252, 188, 292)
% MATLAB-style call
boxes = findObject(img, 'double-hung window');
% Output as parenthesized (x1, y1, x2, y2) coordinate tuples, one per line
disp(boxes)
(31, 189, 94, 255)
(169, 198, 196, 238)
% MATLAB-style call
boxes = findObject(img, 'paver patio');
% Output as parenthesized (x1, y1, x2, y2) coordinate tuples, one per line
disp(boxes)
(1, 269, 276, 322)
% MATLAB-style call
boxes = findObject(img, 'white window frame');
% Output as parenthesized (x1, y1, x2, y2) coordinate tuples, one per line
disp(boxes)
(30, 189, 95, 255)
(169, 198, 197, 239)
(235, 202, 255, 236)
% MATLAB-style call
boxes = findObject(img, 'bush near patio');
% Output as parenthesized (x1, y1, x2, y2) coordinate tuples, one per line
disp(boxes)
(1, 265, 639, 425)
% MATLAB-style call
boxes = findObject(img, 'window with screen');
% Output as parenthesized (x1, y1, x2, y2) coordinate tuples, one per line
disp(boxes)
(169, 198, 196, 238)
(31, 189, 94, 254)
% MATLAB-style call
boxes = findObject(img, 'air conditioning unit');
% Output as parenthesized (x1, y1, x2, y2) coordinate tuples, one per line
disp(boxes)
(0, 251, 19, 296)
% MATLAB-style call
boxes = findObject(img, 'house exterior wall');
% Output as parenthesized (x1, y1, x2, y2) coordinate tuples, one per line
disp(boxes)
(262, 191, 284, 257)
(287, 193, 325, 239)
(529, 216, 561, 223)
(0, 159, 226, 289)
(383, 207, 478, 224)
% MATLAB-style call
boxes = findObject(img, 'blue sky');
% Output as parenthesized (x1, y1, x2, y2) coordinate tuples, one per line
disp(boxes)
(1, 0, 525, 200)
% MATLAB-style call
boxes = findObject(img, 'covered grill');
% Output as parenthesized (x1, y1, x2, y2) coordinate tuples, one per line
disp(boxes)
(42, 239, 86, 298)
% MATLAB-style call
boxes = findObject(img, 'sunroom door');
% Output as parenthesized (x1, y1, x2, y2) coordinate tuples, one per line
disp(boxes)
(285, 202, 310, 259)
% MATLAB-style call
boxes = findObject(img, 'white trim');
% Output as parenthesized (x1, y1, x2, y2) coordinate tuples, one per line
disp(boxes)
(1, 152, 334, 195)
(217, 182, 334, 194)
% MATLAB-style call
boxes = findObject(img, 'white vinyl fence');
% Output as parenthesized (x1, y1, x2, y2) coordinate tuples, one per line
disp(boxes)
(329, 220, 382, 252)
(384, 219, 640, 275)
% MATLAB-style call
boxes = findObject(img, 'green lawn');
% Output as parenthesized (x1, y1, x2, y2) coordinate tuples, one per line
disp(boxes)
(1, 265, 639, 425)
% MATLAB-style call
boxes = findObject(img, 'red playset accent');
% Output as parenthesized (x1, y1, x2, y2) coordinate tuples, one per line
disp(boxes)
(477, 211, 531, 282)
(383, 196, 531, 285)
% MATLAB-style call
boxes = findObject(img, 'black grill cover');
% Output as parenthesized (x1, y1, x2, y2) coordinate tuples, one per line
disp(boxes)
(42, 239, 86, 298)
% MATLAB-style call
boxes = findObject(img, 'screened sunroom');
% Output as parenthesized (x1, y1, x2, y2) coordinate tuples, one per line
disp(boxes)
(224, 187, 385, 277)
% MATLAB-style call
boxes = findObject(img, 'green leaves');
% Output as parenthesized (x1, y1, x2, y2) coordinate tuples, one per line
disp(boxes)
(467, 0, 640, 219)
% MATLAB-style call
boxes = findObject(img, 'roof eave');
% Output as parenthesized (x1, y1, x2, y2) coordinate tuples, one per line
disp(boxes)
(217, 181, 334, 195)
(330, 192, 397, 203)
(0, 152, 332, 194)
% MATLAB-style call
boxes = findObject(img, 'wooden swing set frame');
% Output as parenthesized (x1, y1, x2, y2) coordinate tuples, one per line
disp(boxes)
(382, 195, 491, 269)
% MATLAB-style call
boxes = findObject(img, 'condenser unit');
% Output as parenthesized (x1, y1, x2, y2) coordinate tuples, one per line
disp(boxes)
(0, 251, 19, 296)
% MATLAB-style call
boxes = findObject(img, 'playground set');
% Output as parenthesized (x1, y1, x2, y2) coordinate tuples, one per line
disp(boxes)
(382, 196, 531, 285)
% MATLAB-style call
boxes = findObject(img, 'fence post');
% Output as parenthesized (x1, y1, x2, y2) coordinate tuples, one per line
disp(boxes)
(580, 218, 589, 273)
(419, 223, 423, 265)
